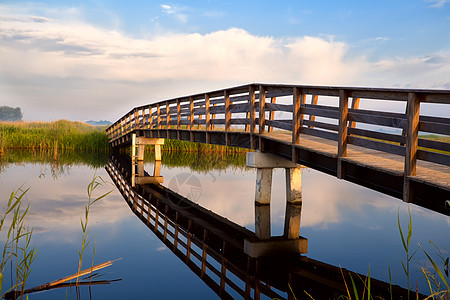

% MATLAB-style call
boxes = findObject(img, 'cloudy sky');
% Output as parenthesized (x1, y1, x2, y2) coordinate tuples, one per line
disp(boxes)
(0, 0, 449, 121)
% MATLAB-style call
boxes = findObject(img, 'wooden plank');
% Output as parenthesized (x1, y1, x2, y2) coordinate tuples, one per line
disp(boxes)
(302, 120, 338, 132)
(349, 90, 408, 101)
(230, 103, 252, 114)
(265, 119, 291, 131)
(337, 89, 349, 178)
(404, 92, 420, 202)
(348, 111, 406, 129)
(348, 136, 405, 156)
(417, 150, 450, 166)
(229, 118, 250, 125)
(265, 102, 292, 113)
(419, 120, 450, 135)
(299, 127, 338, 141)
(420, 115, 450, 124)
(259, 85, 266, 134)
(348, 127, 405, 144)
(419, 138, 450, 152)
(209, 105, 225, 114)
(302, 104, 339, 119)
(210, 119, 225, 125)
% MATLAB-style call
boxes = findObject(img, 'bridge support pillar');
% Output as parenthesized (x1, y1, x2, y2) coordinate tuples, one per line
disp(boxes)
(245, 151, 307, 257)
(132, 134, 164, 187)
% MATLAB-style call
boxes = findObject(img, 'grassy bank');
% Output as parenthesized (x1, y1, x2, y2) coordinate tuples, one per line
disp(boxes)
(0, 120, 109, 152)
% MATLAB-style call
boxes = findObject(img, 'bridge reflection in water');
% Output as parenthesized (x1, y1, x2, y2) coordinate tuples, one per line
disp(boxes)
(105, 153, 416, 300)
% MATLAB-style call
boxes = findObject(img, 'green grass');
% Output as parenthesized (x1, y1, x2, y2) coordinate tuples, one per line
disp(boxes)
(0, 120, 110, 152)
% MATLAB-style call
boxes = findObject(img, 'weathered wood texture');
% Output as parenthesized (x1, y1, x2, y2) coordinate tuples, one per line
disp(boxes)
(106, 83, 450, 212)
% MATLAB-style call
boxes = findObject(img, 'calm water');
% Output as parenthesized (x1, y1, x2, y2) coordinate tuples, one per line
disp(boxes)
(0, 150, 449, 299)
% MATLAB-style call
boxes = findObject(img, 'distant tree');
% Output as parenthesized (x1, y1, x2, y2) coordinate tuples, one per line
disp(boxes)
(0, 106, 23, 121)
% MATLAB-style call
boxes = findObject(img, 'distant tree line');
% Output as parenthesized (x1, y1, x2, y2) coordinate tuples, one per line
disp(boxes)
(0, 106, 23, 121)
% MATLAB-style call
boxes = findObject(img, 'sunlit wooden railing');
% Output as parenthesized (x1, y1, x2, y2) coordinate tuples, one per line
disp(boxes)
(106, 83, 450, 201)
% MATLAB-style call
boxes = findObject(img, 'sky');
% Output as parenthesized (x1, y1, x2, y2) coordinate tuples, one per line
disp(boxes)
(0, 0, 449, 121)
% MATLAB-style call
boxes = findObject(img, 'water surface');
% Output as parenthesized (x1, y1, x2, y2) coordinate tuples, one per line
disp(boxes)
(0, 150, 448, 299)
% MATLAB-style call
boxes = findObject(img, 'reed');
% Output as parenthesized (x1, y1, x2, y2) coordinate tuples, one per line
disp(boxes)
(0, 186, 37, 300)
(0, 120, 110, 152)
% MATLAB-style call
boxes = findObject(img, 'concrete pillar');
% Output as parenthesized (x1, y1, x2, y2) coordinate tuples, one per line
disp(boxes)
(255, 168, 272, 205)
(255, 203, 271, 239)
(284, 167, 302, 239)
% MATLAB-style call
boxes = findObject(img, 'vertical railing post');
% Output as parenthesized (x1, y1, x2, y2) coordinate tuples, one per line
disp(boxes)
(176, 99, 181, 140)
(157, 104, 161, 138)
(268, 97, 276, 133)
(292, 87, 304, 163)
(166, 101, 171, 138)
(189, 97, 194, 142)
(205, 93, 211, 144)
(248, 85, 256, 149)
(134, 108, 139, 130)
(404, 92, 420, 202)
(259, 85, 266, 151)
(224, 90, 231, 146)
(308, 95, 319, 128)
(349, 97, 360, 130)
(337, 89, 349, 179)
(259, 86, 266, 135)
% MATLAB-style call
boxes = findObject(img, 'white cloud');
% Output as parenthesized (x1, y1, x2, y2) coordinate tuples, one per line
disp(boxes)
(0, 4, 448, 121)
(426, 0, 450, 7)
(161, 4, 175, 14)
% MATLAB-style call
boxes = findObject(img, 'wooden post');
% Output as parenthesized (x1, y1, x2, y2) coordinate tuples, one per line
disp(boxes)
(166, 101, 171, 138)
(134, 108, 139, 129)
(205, 94, 211, 144)
(259, 86, 266, 135)
(268, 97, 276, 133)
(308, 95, 319, 128)
(292, 87, 302, 145)
(198, 104, 203, 130)
(404, 92, 420, 202)
(157, 103, 161, 138)
(249, 85, 256, 149)
(349, 97, 360, 130)
(211, 103, 216, 131)
(337, 89, 349, 179)
(224, 90, 231, 146)
(189, 97, 194, 142)
(176, 99, 181, 140)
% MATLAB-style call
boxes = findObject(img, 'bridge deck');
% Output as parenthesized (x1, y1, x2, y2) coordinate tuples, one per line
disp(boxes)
(106, 83, 450, 215)
(265, 131, 450, 190)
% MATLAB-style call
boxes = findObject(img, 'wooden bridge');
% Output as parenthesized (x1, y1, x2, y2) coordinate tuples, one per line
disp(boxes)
(106, 83, 450, 215)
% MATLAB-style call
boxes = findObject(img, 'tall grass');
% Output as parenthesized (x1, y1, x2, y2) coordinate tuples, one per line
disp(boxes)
(0, 120, 109, 152)
(0, 187, 37, 300)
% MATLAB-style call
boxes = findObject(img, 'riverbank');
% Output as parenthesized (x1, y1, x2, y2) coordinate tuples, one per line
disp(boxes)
(0, 120, 247, 154)
(0, 120, 109, 153)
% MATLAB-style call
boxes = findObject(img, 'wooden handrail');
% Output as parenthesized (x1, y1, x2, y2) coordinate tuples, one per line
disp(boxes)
(106, 83, 450, 188)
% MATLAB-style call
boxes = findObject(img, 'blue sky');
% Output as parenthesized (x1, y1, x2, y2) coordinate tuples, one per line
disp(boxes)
(0, 0, 449, 121)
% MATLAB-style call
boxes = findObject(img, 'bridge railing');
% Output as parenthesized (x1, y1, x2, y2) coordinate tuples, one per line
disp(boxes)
(106, 83, 450, 179)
